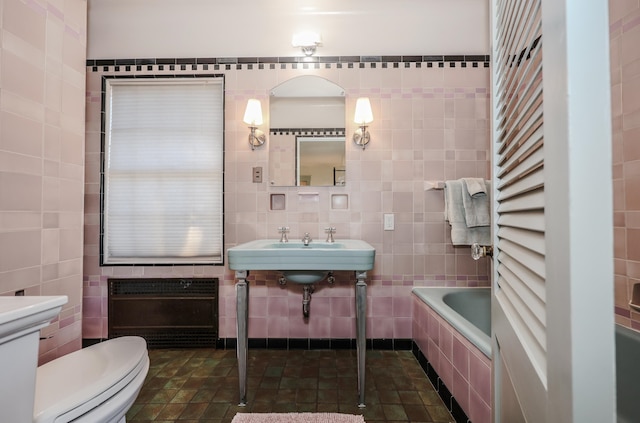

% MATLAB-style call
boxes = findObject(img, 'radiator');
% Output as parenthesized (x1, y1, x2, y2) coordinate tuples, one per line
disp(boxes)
(108, 278, 218, 348)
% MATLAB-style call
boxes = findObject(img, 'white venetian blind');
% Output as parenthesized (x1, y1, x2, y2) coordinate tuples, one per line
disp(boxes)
(103, 77, 224, 265)
(494, 0, 547, 380)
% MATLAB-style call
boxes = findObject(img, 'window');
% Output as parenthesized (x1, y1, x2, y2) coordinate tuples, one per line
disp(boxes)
(101, 76, 224, 265)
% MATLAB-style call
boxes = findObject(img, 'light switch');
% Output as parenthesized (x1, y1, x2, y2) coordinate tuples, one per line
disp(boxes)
(384, 213, 395, 230)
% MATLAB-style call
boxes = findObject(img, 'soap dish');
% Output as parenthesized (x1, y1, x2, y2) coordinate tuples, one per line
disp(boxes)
(629, 283, 640, 312)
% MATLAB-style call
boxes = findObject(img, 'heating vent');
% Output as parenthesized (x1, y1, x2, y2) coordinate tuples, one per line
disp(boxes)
(108, 278, 218, 348)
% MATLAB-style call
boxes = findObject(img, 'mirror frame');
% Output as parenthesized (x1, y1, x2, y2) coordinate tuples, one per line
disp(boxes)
(269, 76, 346, 187)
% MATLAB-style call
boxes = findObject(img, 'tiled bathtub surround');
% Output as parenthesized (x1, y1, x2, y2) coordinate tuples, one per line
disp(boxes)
(610, 0, 640, 331)
(83, 55, 491, 340)
(412, 295, 491, 423)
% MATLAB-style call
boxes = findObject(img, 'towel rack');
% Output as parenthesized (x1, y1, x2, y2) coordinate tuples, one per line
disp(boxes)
(424, 181, 445, 191)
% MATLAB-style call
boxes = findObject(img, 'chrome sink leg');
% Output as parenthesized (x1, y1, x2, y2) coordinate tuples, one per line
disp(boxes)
(355, 271, 367, 408)
(235, 271, 249, 406)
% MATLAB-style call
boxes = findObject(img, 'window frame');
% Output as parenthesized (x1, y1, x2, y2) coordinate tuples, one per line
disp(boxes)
(100, 74, 225, 266)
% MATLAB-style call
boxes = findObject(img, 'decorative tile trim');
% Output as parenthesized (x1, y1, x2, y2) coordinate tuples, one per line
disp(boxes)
(87, 54, 491, 72)
(269, 128, 346, 136)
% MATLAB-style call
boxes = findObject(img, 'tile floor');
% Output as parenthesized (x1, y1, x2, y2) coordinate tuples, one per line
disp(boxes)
(126, 348, 454, 422)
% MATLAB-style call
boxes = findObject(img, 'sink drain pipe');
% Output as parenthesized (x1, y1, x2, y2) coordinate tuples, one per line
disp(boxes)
(302, 285, 314, 318)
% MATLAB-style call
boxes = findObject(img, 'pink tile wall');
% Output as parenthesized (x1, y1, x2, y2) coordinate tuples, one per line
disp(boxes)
(610, 0, 640, 330)
(83, 61, 491, 340)
(0, 0, 87, 363)
(412, 295, 491, 423)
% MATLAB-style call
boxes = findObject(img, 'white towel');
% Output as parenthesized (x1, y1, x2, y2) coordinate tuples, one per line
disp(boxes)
(444, 180, 491, 246)
(462, 177, 486, 197)
(461, 179, 490, 227)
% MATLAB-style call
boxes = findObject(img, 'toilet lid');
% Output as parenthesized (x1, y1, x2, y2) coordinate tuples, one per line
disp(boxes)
(33, 336, 148, 423)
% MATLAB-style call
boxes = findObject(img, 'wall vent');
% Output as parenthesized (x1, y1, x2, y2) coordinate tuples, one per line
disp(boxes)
(108, 278, 218, 348)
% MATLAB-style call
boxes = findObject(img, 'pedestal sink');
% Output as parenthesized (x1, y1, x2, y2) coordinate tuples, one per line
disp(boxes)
(227, 238, 375, 408)
(227, 239, 375, 271)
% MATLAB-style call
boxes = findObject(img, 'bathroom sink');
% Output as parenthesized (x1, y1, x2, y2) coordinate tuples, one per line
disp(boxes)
(227, 239, 375, 273)
(281, 270, 328, 284)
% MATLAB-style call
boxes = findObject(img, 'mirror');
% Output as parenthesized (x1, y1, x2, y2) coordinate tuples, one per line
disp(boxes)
(269, 76, 346, 186)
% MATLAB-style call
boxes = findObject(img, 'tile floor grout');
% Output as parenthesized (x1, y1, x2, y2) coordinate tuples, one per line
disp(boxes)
(127, 348, 455, 423)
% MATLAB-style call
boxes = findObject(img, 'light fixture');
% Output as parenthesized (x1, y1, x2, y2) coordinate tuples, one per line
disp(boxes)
(292, 31, 322, 56)
(353, 97, 373, 150)
(243, 99, 266, 150)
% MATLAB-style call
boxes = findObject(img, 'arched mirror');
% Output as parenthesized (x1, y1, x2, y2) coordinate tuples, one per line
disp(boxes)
(269, 76, 346, 186)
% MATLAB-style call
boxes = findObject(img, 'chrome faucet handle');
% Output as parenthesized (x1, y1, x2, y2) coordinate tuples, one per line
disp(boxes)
(471, 243, 493, 260)
(277, 226, 289, 243)
(325, 227, 336, 243)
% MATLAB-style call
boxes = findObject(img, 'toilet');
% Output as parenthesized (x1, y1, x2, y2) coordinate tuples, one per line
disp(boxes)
(33, 336, 149, 423)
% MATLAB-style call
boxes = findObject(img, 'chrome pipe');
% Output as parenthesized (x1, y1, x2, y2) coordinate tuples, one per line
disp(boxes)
(302, 285, 314, 318)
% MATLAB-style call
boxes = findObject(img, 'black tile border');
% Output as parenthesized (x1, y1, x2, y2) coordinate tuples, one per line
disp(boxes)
(412, 341, 471, 423)
(88, 54, 490, 72)
(215, 337, 413, 351)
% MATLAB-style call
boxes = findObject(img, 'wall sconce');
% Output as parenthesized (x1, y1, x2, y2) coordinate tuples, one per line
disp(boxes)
(243, 99, 266, 150)
(353, 97, 373, 150)
(292, 31, 322, 56)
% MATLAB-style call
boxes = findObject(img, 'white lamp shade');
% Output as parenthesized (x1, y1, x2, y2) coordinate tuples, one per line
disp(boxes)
(243, 99, 263, 126)
(354, 97, 373, 125)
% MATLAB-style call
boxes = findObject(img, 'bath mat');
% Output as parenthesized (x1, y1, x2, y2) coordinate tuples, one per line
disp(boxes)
(231, 412, 365, 423)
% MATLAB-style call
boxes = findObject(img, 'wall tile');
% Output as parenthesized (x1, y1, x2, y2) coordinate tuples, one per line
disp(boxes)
(83, 59, 490, 340)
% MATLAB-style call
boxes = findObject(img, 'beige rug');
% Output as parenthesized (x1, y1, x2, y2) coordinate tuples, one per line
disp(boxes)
(231, 413, 365, 423)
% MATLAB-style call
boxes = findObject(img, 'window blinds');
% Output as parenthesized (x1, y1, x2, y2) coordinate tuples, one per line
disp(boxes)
(494, 0, 547, 380)
(103, 77, 224, 265)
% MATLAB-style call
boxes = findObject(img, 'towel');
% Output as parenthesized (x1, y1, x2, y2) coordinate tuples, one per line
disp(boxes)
(461, 179, 491, 227)
(462, 177, 486, 197)
(444, 180, 491, 246)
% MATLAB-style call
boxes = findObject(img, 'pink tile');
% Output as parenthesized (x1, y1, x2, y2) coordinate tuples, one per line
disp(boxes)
(428, 310, 440, 346)
(267, 317, 289, 338)
(469, 351, 492, 405)
(452, 336, 470, 380)
(371, 296, 393, 316)
(331, 297, 353, 317)
(369, 316, 394, 338)
(329, 317, 353, 338)
(438, 351, 454, 390)
(452, 368, 470, 416)
(440, 323, 453, 361)
(247, 317, 267, 337)
(393, 317, 412, 338)
(469, 387, 492, 423)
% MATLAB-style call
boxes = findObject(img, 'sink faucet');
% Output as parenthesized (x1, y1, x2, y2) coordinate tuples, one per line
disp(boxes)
(325, 227, 336, 243)
(302, 233, 312, 246)
(278, 227, 289, 243)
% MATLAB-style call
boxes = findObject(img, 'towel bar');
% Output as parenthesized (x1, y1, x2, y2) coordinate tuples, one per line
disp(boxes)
(424, 180, 445, 191)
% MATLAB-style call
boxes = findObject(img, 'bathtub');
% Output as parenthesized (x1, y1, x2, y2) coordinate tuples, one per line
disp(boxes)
(412, 287, 492, 423)
(413, 286, 640, 423)
(616, 324, 640, 423)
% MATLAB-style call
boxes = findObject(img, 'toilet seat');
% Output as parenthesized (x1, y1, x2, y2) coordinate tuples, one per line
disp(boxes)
(33, 336, 149, 423)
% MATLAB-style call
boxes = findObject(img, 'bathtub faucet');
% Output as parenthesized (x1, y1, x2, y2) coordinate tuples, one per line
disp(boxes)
(302, 233, 312, 246)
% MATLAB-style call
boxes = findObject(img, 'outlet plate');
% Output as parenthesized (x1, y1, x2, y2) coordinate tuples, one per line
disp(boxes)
(252, 167, 262, 183)
(384, 213, 395, 230)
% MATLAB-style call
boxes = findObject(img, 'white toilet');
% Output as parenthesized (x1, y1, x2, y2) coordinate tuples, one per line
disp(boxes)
(33, 336, 150, 423)
(0, 296, 149, 423)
